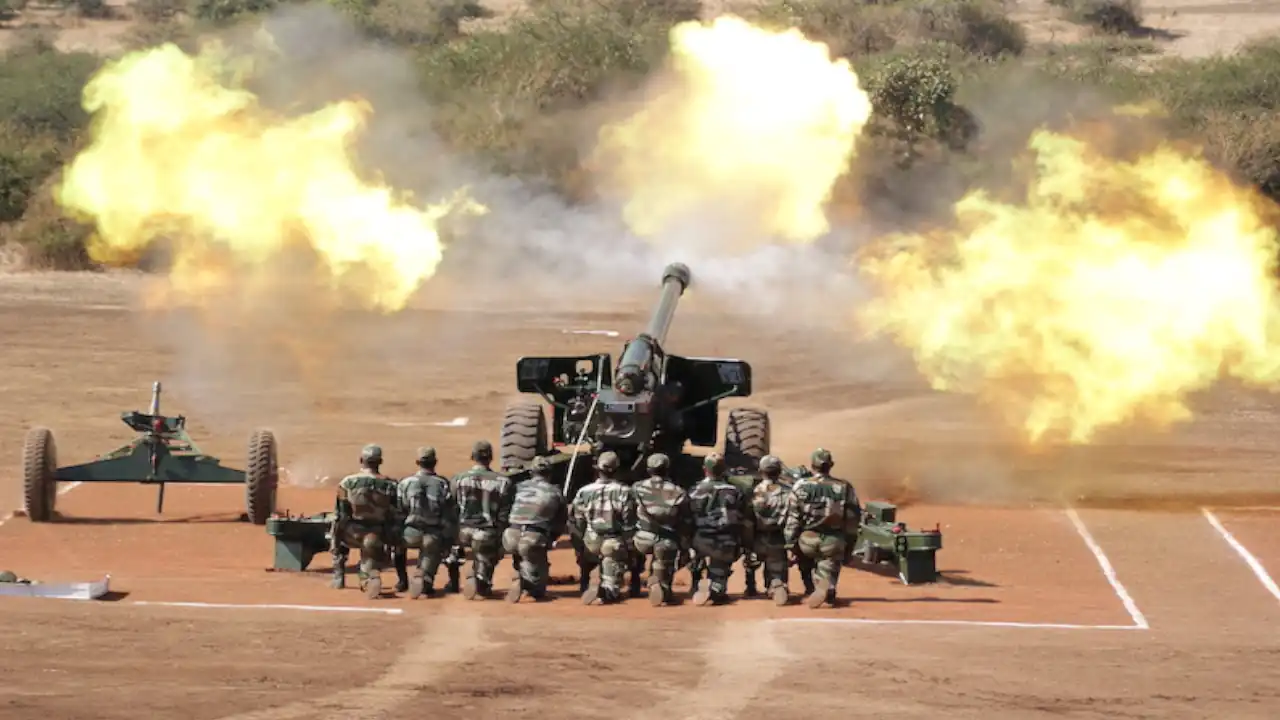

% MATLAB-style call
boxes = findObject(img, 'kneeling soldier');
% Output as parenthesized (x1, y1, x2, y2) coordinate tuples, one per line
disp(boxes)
(395, 446, 457, 599)
(502, 455, 568, 602)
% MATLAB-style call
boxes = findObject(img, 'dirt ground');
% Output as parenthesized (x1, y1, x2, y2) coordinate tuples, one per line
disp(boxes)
(0, 271, 1277, 719)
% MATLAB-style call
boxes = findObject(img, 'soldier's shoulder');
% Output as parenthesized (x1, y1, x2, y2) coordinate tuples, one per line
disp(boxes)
(338, 472, 367, 486)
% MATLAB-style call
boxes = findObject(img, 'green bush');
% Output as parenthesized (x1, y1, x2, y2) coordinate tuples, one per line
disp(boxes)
(1050, 0, 1144, 35)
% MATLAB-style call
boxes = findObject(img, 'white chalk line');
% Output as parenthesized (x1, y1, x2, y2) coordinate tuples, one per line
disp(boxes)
(386, 417, 469, 427)
(562, 329, 619, 337)
(1201, 508, 1280, 604)
(772, 618, 1144, 631)
(1064, 507, 1150, 630)
(132, 600, 403, 615)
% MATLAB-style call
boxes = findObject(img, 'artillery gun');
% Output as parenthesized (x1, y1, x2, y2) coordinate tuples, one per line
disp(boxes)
(500, 262, 770, 494)
(21, 382, 279, 524)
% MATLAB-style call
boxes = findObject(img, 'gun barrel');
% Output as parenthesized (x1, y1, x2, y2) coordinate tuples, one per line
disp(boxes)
(150, 381, 161, 416)
(643, 263, 691, 347)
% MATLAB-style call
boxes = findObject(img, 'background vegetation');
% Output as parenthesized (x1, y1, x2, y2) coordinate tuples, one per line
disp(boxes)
(2, 0, 1279, 267)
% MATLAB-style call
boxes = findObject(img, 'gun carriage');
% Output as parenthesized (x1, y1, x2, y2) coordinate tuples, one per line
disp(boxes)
(21, 382, 279, 524)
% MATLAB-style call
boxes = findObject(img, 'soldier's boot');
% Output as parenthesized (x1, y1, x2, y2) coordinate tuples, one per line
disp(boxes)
(394, 552, 410, 594)
(463, 570, 488, 600)
(581, 581, 600, 606)
(692, 578, 712, 607)
(629, 570, 644, 599)
(445, 565, 461, 594)
(330, 566, 345, 590)
(648, 581, 666, 607)
(506, 576, 524, 604)
(600, 584, 623, 605)
(769, 578, 789, 607)
(744, 570, 759, 599)
(806, 576, 831, 609)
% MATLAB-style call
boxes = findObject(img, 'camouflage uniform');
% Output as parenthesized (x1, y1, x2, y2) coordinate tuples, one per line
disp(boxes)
(747, 455, 795, 606)
(688, 452, 752, 606)
(631, 453, 692, 606)
(331, 444, 400, 599)
(502, 456, 568, 603)
(572, 451, 638, 605)
(451, 440, 516, 600)
(394, 446, 458, 599)
(783, 448, 861, 609)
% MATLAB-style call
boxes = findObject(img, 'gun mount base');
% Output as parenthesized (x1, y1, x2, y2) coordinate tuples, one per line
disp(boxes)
(853, 501, 943, 585)
(266, 512, 333, 572)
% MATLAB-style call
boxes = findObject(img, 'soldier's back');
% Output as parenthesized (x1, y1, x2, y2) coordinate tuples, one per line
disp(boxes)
(794, 475, 852, 532)
(454, 466, 513, 527)
(510, 478, 563, 527)
(752, 481, 790, 531)
(634, 478, 686, 528)
(690, 478, 744, 535)
(341, 471, 395, 522)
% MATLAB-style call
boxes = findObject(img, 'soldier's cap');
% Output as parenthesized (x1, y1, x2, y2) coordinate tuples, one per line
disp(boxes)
(0, 570, 16, 583)
(646, 452, 670, 470)
(472, 440, 493, 455)
(703, 452, 724, 470)
(361, 444, 383, 461)
(597, 451, 620, 470)
(416, 446, 437, 463)
(811, 447, 833, 466)
(759, 455, 782, 472)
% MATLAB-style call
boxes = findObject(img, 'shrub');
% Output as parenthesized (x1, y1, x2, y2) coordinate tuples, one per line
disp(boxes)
(1050, 0, 1144, 36)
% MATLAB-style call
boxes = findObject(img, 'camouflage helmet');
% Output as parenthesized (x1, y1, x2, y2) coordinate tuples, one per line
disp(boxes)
(811, 447, 834, 471)
(416, 446, 437, 466)
(646, 452, 670, 474)
(360, 444, 383, 465)
(759, 455, 783, 476)
(471, 440, 493, 463)
(0, 570, 16, 583)
(531, 455, 552, 475)
(596, 451, 621, 473)
(703, 452, 726, 476)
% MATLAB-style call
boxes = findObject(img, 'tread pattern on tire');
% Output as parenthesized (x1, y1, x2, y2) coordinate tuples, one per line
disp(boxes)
(245, 429, 277, 525)
(22, 427, 56, 523)
(724, 407, 770, 472)
(500, 404, 548, 470)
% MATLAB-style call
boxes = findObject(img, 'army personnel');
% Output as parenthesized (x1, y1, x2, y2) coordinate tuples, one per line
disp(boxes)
(394, 446, 458, 599)
(451, 440, 516, 600)
(631, 452, 692, 606)
(783, 448, 861, 609)
(745, 455, 795, 606)
(331, 444, 400, 599)
(502, 455, 569, 603)
(572, 451, 637, 605)
(505, 459, 530, 577)
(688, 452, 752, 606)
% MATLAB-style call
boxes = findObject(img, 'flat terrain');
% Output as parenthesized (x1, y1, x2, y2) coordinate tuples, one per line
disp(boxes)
(0, 272, 1278, 719)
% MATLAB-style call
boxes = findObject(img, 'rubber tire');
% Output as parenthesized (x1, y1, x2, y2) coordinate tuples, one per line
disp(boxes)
(245, 429, 278, 525)
(724, 407, 770, 472)
(22, 427, 57, 523)
(500, 403, 549, 470)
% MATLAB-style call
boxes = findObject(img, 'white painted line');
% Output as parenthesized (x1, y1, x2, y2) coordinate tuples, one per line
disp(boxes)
(772, 618, 1144, 631)
(1064, 507, 1150, 629)
(562, 329, 619, 337)
(59, 482, 82, 495)
(132, 601, 403, 615)
(1202, 508, 1280, 604)
(386, 417, 469, 428)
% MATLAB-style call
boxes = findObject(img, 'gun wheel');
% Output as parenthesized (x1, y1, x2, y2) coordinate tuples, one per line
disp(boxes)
(245, 429, 278, 525)
(724, 407, 770, 471)
(500, 403, 549, 470)
(22, 427, 57, 523)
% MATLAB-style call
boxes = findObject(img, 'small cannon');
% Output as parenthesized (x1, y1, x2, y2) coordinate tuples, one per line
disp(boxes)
(21, 382, 279, 524)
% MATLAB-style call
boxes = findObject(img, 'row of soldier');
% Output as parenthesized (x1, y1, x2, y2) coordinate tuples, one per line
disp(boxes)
(330, 440, 861, 608)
